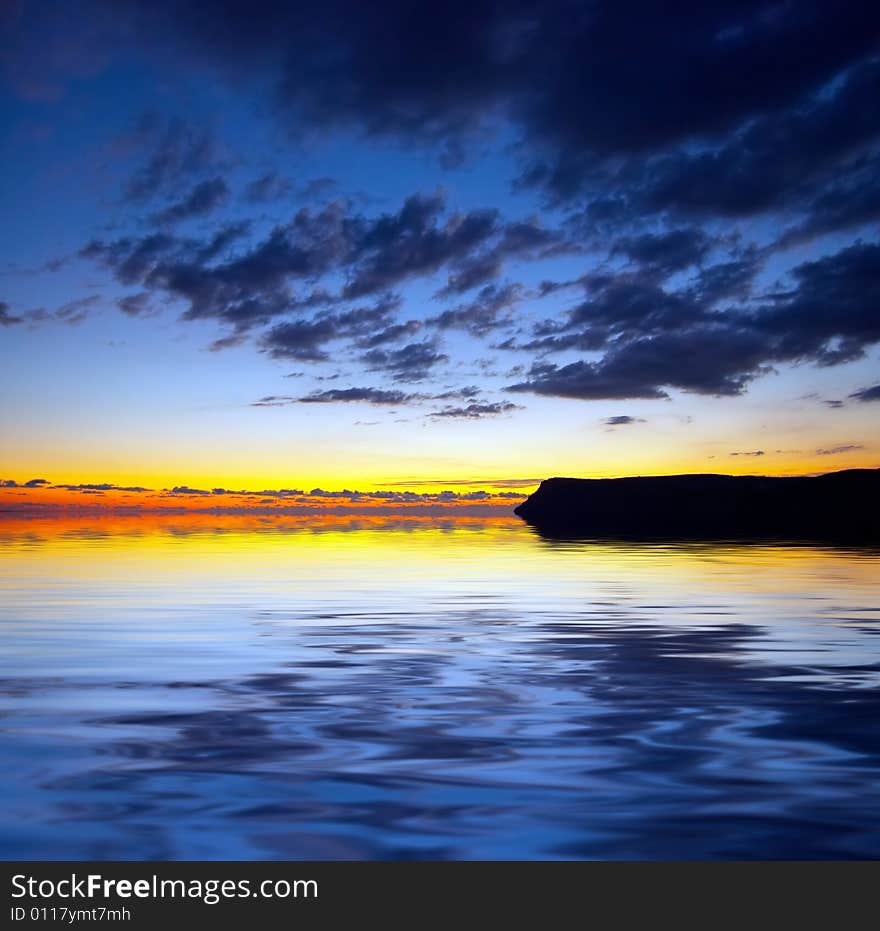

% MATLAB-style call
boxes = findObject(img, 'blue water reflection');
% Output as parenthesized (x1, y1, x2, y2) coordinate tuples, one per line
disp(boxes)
(1, 517, 878, 859)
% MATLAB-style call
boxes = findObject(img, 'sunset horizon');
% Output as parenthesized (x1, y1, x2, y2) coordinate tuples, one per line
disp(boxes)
(2, 0, 879, 877)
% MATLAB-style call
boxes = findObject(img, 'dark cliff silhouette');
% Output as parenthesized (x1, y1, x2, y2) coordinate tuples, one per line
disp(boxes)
(514, 469, 880, 541)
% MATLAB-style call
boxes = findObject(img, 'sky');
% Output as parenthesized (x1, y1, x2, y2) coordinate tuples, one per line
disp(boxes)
(1, 0, 878, 506)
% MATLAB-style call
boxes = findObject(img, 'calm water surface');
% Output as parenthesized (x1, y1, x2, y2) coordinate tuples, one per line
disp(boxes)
(1, 514, 879, 859)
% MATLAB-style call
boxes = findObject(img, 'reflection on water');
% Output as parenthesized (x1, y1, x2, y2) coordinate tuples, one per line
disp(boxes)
(1, 514, 878, 859)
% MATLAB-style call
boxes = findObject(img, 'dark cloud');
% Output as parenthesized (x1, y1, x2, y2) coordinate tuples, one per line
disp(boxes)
(386, 477, 538, 488)
(436, 219, 570, 296)
(249, 395, 299, 407)
(81, 192, 533, 346)
(298, 387, 418, 405)
(117, 292, 153, 317)
(507, 241, 880, 401)
(603, 415, 645, 426)
(245, 171, 294, 203)
(430, 283, 521, 337)
(612, 229, 713, 278)
(53, 483, 151, 492)
(17, 3, 880, 411)
(0, 301, 23, 326)
(123, 115, 231, 202)
(259, 317, 340, 361)
(151, 177, 229, 225)
(342, 194, 498, 298)
(356, 319, 422, 349)
(729, 450, 765, 457)
(258, 384, 484, 407)
(130, 3, 879, 185)
(429, 401, 522, 419)
(816, 444, 865, 456)
(258, 297, 401, 360)
(363, 340, 449, 382)
(431, 385, 481, 400)
(849, 384, 880, 402)
(23, 478, 49, 487)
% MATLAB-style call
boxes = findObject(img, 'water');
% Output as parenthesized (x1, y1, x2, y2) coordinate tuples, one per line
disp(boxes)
(1, 512, 879, 860)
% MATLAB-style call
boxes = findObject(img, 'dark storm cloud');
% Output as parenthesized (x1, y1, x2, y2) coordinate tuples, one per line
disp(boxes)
(596, 56, 880, 224)
(849, 384, 880, 402)
(151, 177, 229, 225)
(119, 1, 880, 236)
(129, 3, 880, 174)
(13, 3, 880, 234)
(429, 401, 522, 419)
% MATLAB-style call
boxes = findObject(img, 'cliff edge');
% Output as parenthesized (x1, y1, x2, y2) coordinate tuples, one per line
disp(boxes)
(514, 469, 880, 540)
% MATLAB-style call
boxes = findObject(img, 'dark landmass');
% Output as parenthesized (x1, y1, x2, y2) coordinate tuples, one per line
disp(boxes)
(514, 469, 880, 542)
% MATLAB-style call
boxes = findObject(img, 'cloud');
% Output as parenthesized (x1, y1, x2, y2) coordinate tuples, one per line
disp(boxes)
(123, 115, 231, 202)
(130, 3, 879, 190)
(816, 444, 865, 455)
(52, 483, 151, 492)
(429, 401, 522, 419)
(259, 317, 340, 361)
(340, 193, 498, 299)
(117, 292, 153, 317)
(245, 172, 294, 203)
(298, 387, 418, 405)
(363, 340, 449, 382)
(0, 301, 23, 326)
(849, 384, 880, 402)
(151, 177, 229, 225)
(603, 415, 646, 426)
(386, 477, 540, 488)
(430, 283, 521, 337)
(23, 478, 50, 487)
(81, 192, 534, 345)
(612, 228, 713, 278)
(507, 240, 880, 401)
(729, 450, 765, 457)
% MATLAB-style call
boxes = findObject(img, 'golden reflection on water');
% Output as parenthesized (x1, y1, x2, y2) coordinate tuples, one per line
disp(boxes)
(1, 512, 879, 859)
